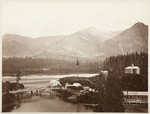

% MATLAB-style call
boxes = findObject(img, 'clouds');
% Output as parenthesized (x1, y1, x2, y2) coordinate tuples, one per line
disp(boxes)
(1, 0, 149, 37)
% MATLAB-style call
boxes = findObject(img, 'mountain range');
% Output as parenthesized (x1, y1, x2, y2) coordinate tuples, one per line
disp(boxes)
(2, 22, 148, 61)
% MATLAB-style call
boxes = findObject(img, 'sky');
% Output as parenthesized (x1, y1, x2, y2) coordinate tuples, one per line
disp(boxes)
(0, 0, 149, 38)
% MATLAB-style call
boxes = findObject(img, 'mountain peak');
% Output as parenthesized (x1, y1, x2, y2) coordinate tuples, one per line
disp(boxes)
(76, 27, 99, 33)
(71, 27, 101, 38)
(132, 22, 147, 28)
(82, 27, 101, 36)
(84, 27, 97, 30)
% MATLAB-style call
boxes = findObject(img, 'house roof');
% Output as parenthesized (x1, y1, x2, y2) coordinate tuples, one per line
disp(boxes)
(125, 66, 140, 69)
(73, 83, 82, 87)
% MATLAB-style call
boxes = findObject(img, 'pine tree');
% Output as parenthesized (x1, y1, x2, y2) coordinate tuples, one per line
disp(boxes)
(76, 59, 79, 66)
(94, 72, 125, 112)
(104, 72, 125, 112)
(93, 73, 107, 112)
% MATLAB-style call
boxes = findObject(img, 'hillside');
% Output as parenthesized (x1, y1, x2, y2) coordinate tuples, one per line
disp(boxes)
(2, 22, 148, 59)
(100, 22, 148, 57)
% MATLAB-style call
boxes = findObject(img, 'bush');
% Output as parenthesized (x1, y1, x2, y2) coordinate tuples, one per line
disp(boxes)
(67, 86, 83, 90)
(2, 81, 25, 93)
(121, 74, 148, 91)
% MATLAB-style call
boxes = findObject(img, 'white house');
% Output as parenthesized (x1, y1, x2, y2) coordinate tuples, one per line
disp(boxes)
(72, 83, 82, 87)
(125, 64, 140, 74)
(48, 80, 61, 87)
(65, 83, 82, 89)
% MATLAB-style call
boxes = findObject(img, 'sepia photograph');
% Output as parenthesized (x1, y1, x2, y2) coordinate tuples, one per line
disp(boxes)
(1, 0, 149, 113)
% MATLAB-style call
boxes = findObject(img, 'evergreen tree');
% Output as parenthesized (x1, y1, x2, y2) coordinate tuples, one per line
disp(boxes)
(93, 73, 107, 112)
(94, 72, 125, 112)
(101, 52, 148, 76)
(104, 72, 125, 112)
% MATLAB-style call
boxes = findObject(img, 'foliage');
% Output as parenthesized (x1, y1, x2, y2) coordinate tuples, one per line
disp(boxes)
(121, 74, 148, 91)
(104, 73, 125, 112)
(67, 86, 83, 90)
(2, 81, 25, 93)
(77, 92, 99, 104)
(57, 89, 73, 99)
(2, 93, 16, 112)
(94, 72, 125, 112)
(2, 57, 99, 76)
(59, 73, 125, 112)
(102, 52, 148, 76)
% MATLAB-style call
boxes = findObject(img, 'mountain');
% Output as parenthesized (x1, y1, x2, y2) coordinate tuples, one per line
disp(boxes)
(2, 22, 148, 59)
(2, 34, 34, 57)
(2, 34, 67, 57)
(100, 22, 148, 57)
(96, 29, 122, 40)
(44, 27, 105, 58)
(2, 27, 106, 59)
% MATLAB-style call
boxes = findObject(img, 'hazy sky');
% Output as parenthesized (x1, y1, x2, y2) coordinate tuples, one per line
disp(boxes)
(1, 0, 149, 38)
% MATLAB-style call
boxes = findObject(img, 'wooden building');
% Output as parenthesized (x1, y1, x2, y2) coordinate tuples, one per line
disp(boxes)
(125, 64, 140, 74)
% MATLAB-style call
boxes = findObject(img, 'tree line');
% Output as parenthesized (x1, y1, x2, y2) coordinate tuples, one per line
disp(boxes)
(102, 52, 148, 76)
(2, 52, 148, 76)
(2, 57, 99, 76)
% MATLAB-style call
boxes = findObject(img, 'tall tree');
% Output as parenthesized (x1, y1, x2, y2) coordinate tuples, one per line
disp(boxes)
(104, 72, 125, 112)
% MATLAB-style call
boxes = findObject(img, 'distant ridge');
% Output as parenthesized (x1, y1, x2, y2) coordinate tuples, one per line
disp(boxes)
(2, 22, 148, 60)
(100, 22, 148, 57)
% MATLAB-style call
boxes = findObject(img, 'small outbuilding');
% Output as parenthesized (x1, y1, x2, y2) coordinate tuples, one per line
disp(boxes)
(125, 64, 140, 74)
(49, 80, 61, 87)
(100, 70, 108, 75)
(72, 83, 82, 87)
(65, 83, 83, 90)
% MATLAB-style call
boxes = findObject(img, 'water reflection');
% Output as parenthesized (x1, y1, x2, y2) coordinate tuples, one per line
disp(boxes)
(12, 96, 93, 112)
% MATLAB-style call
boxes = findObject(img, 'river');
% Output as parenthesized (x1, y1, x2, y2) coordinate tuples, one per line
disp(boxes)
(2, 73, 98, 112)
(11, 96, 93, 112)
